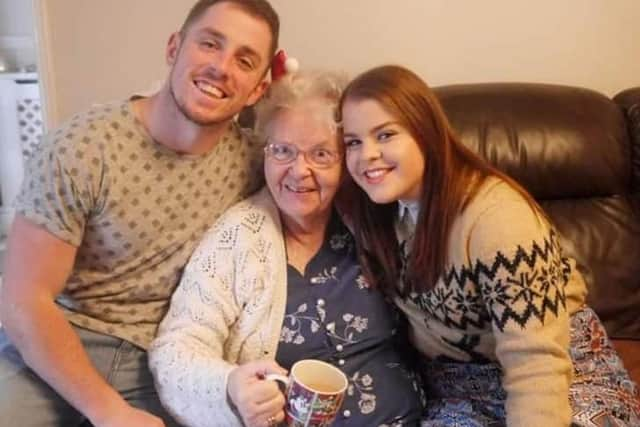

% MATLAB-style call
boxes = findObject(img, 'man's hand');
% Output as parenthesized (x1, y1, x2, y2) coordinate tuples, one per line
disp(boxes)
(227, 360, 287, 427)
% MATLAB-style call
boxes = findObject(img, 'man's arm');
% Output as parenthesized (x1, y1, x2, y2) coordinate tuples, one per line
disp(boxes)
(0, 216, 164, 427)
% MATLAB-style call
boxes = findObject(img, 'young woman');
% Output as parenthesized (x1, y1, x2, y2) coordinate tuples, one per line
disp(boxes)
(339, 65, 640, 427)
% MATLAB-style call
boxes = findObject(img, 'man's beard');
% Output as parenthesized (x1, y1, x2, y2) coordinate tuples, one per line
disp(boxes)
(168, 73, 234, 127)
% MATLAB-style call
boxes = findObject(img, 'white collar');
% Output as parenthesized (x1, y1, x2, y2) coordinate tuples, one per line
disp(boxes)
(397, 199, 420, 226)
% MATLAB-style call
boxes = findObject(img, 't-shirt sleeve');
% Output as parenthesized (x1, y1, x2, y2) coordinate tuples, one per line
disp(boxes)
(14, 125, 103, 247)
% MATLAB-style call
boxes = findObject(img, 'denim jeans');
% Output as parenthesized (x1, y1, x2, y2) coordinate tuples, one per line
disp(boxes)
(0, 325, 181, 427)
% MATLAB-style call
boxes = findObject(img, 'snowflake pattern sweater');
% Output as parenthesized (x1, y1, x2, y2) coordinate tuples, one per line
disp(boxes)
(395, 178, 587, 427)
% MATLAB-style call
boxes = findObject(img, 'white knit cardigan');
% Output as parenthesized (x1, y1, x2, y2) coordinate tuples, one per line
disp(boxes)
(149, 187, 288, 427)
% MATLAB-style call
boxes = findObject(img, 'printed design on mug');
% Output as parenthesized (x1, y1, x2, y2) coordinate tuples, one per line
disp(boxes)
(286, 380, 345, 426)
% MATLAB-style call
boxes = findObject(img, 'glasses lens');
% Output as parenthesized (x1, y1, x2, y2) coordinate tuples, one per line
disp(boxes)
(309, 148, 337, 166)
(268, 143, 296, 163)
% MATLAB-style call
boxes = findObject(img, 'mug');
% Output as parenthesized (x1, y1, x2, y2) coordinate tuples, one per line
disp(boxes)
(267, 359, 348, 427)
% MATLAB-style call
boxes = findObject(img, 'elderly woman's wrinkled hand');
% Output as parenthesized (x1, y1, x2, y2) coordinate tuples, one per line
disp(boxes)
(227, 360, 287, 427)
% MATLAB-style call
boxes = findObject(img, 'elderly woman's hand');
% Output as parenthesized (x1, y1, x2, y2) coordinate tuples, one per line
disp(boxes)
(227, 360, 288, 427)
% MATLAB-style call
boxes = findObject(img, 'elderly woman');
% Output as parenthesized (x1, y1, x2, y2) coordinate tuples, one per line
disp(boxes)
(149, 71, 424, 427)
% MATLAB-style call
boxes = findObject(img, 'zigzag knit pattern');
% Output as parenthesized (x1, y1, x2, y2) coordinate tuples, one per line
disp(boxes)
(396, 179, 579, 426)
(408, 229, 569, 334)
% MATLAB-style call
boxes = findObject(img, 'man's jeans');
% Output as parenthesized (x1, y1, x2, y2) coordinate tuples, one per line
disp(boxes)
(0, 325, 180, 427)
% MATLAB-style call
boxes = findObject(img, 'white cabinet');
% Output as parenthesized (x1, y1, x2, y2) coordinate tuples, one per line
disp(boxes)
(0, 72, 43, 240)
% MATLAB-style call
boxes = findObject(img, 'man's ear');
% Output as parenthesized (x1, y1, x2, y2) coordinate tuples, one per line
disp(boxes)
(245, 78, 270, 107)
(166, 32, 182, 66)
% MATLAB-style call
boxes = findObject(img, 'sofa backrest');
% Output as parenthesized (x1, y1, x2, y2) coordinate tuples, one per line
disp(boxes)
(614, 88, 640, 193)
(435, 83, 640, 340)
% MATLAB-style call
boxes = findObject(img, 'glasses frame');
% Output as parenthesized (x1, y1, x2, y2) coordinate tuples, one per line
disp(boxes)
(264, 141, 342, 169)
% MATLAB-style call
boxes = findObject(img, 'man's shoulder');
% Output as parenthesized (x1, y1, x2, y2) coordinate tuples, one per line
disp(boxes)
(44, 100, 133, 148)
(60, 100, 131, 131)
(228, 122, 263, 152)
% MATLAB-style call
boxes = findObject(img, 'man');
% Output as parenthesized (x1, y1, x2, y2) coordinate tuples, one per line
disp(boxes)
(0, 1, 278, 426)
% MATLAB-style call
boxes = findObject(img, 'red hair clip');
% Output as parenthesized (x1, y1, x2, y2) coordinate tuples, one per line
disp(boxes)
(271, 49, 299, 82)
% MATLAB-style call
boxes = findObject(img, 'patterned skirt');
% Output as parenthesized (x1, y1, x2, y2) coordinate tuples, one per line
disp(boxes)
(419, 307, 640, 427)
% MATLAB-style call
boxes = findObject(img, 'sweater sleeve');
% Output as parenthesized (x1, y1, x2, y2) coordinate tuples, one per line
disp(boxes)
(466, 185, 573, 427)
(148, 220, 245, 427)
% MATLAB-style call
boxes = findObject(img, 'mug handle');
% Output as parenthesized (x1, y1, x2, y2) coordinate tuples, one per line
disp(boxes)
(264, 373, 289, 386)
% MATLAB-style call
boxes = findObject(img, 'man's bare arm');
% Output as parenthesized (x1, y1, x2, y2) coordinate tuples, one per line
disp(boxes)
(0, 215, 163, 427)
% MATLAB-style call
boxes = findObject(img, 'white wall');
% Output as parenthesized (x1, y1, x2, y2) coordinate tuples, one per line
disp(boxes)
(34, 0, 194, 128)
(273, 0, 639, 95)
(35, 0, 640, 127)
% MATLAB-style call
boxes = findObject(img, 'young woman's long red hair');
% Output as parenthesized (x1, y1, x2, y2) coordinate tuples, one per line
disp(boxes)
(339, 65, 541, 295)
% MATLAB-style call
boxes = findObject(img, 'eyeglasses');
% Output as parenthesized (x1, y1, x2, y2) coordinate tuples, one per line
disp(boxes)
(264, 141, 342, 169)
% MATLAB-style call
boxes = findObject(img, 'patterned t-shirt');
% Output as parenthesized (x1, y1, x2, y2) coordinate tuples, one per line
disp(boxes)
(15, 100, 263, 348)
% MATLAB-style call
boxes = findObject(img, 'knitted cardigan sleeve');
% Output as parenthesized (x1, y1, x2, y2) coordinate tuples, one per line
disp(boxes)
(148, 197, 276, 427)
(464, 182, 573, 427)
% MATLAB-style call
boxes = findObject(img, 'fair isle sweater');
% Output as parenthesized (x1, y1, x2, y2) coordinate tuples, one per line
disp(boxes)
(395, 178, 587, 427)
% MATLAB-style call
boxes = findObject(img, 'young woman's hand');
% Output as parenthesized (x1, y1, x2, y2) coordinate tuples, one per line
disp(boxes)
(227, 360, 287, 427)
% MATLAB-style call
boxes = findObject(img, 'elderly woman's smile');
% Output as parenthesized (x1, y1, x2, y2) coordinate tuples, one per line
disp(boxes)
(264, 104, 342, 231)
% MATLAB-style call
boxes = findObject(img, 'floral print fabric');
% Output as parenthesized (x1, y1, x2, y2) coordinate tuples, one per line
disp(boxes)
(276, 215, 424, 426)
(418, 307, 640, 427)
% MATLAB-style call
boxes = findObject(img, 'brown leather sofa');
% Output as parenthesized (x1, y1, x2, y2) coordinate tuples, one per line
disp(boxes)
(435, 83, 640, 386)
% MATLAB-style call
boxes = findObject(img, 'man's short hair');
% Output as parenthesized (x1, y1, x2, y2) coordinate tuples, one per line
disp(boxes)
(180, 0, 279, 60)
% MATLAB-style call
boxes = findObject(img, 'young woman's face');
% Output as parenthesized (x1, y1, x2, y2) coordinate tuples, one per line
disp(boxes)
(342, 98, 425, 204)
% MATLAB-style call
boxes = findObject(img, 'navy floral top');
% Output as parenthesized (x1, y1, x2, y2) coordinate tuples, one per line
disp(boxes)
(276, 215, 424, 426)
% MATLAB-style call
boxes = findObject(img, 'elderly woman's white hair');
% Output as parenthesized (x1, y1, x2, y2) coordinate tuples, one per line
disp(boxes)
(253, 70, 348, 140)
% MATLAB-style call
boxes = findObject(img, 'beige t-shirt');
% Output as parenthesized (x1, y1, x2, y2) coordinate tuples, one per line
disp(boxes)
(15, 100, 263, 348)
